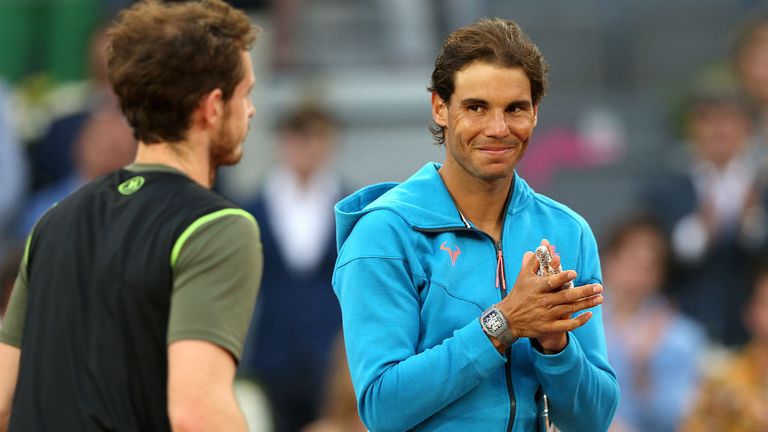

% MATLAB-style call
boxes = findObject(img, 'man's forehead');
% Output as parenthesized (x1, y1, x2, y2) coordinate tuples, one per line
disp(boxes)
(452, 63, 532, 102)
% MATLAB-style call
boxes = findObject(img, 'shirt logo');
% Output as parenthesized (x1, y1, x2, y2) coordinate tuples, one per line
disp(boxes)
(118, 176, 145, 195)
(440, 241, 461, 266)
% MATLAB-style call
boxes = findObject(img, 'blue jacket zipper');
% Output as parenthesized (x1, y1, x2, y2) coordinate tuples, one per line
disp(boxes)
(495, 240, 516, 432)
(417, 183, 517, 431)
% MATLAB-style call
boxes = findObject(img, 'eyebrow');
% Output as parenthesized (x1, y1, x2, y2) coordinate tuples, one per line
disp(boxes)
(460, 98, 487, 106)
(508, 100, 533, 109)
(459, 98, 533, 109)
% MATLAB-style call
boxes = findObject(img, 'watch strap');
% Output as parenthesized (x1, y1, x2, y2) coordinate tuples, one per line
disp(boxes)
(497, 328, 517, 346)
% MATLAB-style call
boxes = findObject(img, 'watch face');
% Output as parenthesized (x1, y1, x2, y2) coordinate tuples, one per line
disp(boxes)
(482, 310, 504, 334)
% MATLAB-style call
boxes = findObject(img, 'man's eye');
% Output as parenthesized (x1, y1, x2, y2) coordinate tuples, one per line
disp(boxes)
(468, 105, 483, 112)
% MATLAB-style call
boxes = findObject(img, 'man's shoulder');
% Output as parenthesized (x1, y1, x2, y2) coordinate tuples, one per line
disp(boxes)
(348, 162, 443, 212)
(528, 190, 592, 231)
(171, 207, 259, 270)
(37, 170, 241, 235)
(188, 208, 258, 235)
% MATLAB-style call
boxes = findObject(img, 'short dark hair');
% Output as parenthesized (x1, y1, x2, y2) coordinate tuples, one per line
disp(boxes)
(686, 85, 754, 121)
(601, 213, 671, 279)
(107, 0, 259, 144)
(428, 18, 549, 145)
(602, 213, 667, 256)
(277, 105, 339, 134)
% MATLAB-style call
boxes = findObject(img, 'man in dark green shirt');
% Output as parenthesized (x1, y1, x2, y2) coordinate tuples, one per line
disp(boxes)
(0, 1, 263, 430)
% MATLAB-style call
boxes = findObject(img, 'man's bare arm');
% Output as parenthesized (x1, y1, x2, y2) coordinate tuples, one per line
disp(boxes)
(167, 340, 247, 432)
(0, 343, 20, 432)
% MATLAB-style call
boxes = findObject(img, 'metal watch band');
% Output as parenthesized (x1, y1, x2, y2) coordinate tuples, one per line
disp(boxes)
(497, 328, 518, 346)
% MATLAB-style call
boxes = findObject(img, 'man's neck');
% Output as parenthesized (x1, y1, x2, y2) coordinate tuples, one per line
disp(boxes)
(133, 135, 213, 188)
(438, 164, 512, 242)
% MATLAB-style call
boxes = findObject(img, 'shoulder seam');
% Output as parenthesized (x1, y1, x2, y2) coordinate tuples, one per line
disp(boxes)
(334, 255, 429, 282)
(335, 255, 411, 271)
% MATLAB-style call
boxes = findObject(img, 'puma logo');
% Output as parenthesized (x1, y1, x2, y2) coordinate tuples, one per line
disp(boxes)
(440, 241, 461, 266)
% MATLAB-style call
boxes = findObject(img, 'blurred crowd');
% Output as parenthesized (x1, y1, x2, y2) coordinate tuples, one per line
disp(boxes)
(605, 11, 768, 431)
(2, 1, 768, 432)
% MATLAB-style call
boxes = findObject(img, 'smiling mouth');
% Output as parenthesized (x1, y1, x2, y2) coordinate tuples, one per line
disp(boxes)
(476, 146, 515, 154)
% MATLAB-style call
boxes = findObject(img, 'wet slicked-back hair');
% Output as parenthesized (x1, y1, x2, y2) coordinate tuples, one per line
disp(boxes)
(107, 0, 259, 143)
(428, 18, 548, 145)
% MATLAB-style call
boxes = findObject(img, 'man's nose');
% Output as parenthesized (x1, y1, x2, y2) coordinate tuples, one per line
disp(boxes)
(485, 111, 509, 138)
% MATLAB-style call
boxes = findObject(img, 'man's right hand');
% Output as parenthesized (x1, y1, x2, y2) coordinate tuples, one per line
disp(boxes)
(493, 249, 603, 353)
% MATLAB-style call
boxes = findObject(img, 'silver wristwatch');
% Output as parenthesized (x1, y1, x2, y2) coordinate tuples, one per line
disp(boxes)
(480, 305, 518, 346)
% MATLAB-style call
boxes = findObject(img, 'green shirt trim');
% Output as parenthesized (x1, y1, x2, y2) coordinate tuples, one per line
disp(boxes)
(170, 208, 257, 269)
(167, 211, 262, 361)
(22, 230, 32, 269)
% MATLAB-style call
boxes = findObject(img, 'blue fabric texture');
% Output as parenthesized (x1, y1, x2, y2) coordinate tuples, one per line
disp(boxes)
(333, 162, 619, 431)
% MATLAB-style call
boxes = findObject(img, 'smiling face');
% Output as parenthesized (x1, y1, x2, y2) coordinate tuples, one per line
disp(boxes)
(432, 62, 538, 187)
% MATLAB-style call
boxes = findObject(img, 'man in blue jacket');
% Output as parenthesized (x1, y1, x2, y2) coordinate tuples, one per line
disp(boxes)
(332, 18, 619, 431)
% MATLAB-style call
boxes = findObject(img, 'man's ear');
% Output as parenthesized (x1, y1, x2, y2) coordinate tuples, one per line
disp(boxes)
(532, 104, 538, 128)
(431, 92, 448, 128)
(199, 88, 224, 127)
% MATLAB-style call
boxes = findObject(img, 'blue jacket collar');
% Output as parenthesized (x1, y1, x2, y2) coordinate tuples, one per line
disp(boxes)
(335, 162, 535, 248)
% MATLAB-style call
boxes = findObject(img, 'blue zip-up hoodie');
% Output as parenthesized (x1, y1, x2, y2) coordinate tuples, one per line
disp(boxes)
(333, 163, 619, 431)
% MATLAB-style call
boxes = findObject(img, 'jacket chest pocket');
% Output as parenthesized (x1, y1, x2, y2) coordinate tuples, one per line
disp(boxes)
(418, 256, 503, 347)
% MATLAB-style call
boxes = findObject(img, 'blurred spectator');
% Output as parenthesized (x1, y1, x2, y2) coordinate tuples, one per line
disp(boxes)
(27, 24, 117, 191)
(728, 8, 768, 197)
(239, 105, 346, 432)
(0, 80, 28, 253)
(641, 84, 767, 347)
(602, 214, 707, 432)
(270, 0, 303, 70)
(681, 263, 768, 432)
(732, 10, 768, 146)
(15, 100, 136, 239)
(301, 332, 365, 432)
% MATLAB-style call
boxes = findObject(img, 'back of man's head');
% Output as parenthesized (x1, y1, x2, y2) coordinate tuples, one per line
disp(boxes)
(107, 0, 258, 144)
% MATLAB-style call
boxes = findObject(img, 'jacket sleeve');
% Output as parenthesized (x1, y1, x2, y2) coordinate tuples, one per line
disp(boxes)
(333, 211, 505, 432)
(531, 222, 620, 432)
